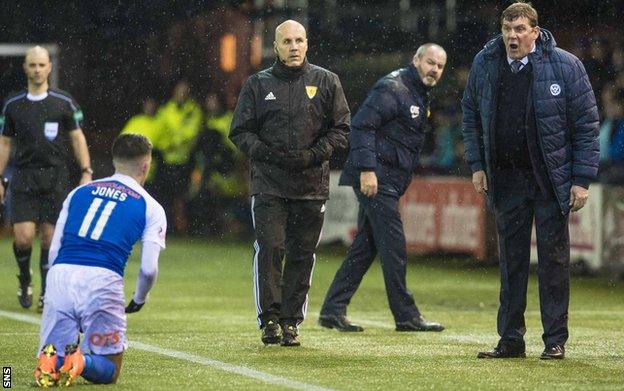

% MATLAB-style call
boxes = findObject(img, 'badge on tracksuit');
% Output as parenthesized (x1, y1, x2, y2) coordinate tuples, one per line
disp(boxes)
(306, 86, 317, 99)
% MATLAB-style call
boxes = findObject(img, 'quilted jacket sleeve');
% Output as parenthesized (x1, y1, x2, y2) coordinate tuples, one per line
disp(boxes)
(565, 56, 600, 188)
(349, 79, 399, 171)
(461, 55, 485, 173)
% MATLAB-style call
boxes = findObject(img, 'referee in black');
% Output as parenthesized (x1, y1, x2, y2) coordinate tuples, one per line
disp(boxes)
(0, 45, 93, 312)
(230, 20, 349, 347)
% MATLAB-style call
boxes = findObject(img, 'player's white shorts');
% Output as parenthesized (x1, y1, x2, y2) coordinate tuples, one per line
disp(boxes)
(38, 263, 128, 356)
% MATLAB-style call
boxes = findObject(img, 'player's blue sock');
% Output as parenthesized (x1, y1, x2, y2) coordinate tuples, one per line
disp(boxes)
(55, 356, 63, 372)
(82, 355, 116, 384)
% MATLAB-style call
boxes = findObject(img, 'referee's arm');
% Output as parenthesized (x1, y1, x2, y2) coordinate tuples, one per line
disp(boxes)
(0, 135, 11, 203)
(68, 129, 92, 184)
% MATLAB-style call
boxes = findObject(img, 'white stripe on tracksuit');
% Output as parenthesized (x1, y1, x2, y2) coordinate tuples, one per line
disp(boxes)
(251, 196, 262, 326)
(252, 240, 262, 327)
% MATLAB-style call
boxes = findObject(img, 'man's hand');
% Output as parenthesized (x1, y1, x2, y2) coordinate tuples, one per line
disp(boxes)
(282, 150, 315, 170)
(472, 170, 488, 195)
(569, 185, 589, 212)
(360, 171, 378, 197)
(125, 299, 144, 313)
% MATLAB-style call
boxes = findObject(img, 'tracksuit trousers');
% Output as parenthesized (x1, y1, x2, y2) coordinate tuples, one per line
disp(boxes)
(251, 194, 325, 328)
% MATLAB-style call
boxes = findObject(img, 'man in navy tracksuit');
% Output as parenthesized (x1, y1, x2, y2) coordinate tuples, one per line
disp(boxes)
(319, 44, 446, 333)
(462, 3, 599, 359)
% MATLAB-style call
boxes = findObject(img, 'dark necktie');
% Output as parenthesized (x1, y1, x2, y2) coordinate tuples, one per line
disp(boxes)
(510, 60, 523, 73)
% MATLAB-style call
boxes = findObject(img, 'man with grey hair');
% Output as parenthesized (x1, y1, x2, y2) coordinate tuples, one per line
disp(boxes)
(319, 44, 447, 333)
(230, 20, 349, 346)
(0, 45, 92, 312)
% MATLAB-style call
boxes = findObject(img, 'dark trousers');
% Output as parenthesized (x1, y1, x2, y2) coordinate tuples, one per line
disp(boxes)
(493, 169, 570, 348)
(251, 194, 325, 328)
(321, 189, 420, 322)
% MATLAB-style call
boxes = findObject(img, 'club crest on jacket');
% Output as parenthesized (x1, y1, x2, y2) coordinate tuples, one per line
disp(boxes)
(306, 86, 317, 99)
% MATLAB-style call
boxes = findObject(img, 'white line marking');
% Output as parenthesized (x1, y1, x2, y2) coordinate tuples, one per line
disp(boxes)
(0, 309, 39, 325)
(0, 310, 335, 391)
(131, 341, 335, 391)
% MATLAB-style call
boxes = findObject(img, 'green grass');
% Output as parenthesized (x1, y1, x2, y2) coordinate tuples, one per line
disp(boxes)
(1, 237, 623, 390)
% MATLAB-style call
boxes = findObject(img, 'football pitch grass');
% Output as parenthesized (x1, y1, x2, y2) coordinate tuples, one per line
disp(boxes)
(0, 237, 623, 390)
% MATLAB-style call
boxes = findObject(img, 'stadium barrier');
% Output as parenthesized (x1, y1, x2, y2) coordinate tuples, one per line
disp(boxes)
(323, 173, 624, 275)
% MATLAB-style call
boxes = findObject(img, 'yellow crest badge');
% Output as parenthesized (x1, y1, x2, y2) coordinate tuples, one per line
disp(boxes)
(306, 86, 318, 99)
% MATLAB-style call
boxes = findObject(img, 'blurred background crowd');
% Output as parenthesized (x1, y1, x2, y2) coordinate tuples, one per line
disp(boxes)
(1, 0, 623, 237)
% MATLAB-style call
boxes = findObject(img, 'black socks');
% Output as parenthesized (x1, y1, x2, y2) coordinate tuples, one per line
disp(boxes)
(40, 248, 49, 295)
(13, 243, 32, 282)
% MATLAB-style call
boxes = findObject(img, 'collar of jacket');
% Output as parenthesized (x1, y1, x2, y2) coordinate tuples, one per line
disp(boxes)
(482, 27, 557, 61)
(407, 63, 433, 98)
(271, 58, 309, 81)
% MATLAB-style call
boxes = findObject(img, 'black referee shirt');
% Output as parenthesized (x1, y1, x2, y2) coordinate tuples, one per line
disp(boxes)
(0, 88, 84, 169)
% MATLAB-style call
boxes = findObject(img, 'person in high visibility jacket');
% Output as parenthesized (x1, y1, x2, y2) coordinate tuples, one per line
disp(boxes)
(204, 93, 236, 153)
(153, 80, 203, 233)
(121, 97, 160, 183)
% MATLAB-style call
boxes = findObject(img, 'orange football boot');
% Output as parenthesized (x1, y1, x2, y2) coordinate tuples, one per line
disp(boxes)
(34, 344, 59, 387)
(59, 344, 85, 386)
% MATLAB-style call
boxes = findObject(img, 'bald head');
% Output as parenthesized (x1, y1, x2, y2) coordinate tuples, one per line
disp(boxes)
(274, 20, 308, 67)
(275, 20, 306, 41)
(23, 45, 52, 92)
(25, 45, 51, 63)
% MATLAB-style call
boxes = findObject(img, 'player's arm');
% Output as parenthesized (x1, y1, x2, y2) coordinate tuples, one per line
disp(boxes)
(125, 241, 161, 313)
(49, 190, 74, 263)
(0, 136, 11, 203)
(68, 129, 93, 184)
(127, 202, 167, 313)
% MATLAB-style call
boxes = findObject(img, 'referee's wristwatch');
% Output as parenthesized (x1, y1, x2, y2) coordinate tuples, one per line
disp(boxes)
(81, 167, 94, 175)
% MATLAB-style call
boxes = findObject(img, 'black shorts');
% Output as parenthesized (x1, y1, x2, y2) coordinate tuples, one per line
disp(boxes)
(9, 166, 69, 224)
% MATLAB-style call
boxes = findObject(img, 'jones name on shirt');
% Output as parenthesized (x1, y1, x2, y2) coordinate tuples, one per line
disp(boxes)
(90, 182, 141, 202)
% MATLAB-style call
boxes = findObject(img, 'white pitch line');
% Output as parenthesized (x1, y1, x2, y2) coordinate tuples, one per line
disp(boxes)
(0, 310, 335, 391)
(130, 341, 335, 391)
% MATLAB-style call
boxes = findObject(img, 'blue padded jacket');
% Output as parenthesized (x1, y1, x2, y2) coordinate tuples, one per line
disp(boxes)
(340, 64, 432, 196)
(461, 29, 599, 214)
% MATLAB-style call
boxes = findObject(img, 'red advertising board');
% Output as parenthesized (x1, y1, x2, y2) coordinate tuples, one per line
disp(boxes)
(399, 177, 487, 260)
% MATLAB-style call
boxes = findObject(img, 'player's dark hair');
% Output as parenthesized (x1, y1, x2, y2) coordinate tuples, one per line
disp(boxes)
(501, 2, 538, 27)
(112, 133, 152, 161)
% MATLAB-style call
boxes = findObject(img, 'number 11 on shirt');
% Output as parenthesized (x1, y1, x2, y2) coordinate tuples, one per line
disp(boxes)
(78, 198, 117, 240)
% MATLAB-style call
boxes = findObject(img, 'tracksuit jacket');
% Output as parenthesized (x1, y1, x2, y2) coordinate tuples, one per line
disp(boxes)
(229, 59, 350, 200)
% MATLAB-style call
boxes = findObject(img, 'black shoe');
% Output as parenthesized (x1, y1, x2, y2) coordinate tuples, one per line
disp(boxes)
(37, 296, 45, 313)
(395, 315, 444, 332)
(17, 273, 33, 309)
(280, 324, 300, 347)
(540, 345, 565, 360)
(261, 320, 282, 345)
(477, 345, 526, 359)
(318, 314, 364, 332)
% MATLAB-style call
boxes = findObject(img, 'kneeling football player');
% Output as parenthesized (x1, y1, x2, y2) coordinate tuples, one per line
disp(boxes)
(34, 134, 167, 386)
